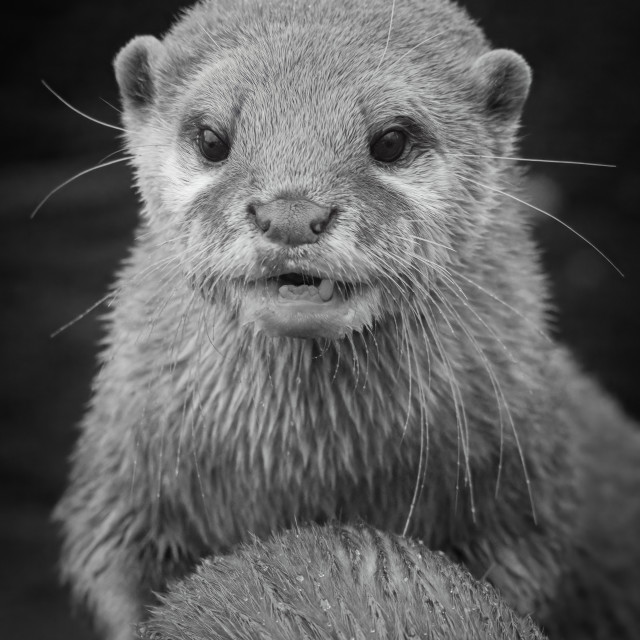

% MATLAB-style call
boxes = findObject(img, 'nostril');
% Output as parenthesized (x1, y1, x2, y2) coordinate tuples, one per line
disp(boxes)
(248, 203, 270, 233)
(310, 206, 337, 235)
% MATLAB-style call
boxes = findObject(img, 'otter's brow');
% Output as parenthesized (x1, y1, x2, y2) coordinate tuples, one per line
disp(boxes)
(359, 94, 438, 143)
(369, 114, 438, 150)
(180, 104, 243, 142)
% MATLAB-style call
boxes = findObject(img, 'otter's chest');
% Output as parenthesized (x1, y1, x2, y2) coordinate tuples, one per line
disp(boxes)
(151, 354, 443, 549)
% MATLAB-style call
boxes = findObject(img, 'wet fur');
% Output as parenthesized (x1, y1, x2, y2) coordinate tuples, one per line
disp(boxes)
(140, 523, 546, 640)
(55, 1, 640, 639)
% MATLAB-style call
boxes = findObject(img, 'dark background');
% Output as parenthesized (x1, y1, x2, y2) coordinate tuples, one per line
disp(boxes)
(2, 1, 639, 638)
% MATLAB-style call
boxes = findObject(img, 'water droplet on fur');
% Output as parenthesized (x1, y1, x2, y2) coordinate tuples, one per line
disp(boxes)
(320, 598, 331, 611)
(296, 575, 304, 582)
(318, 572, 325, 578)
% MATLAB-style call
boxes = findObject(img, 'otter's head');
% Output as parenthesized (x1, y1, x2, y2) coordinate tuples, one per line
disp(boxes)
(115, 0, 530, 341)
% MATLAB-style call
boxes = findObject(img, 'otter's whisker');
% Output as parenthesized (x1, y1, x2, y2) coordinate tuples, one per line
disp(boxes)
(50, 291, 116, 338)
(386, 31, 445, 72)
(460, 175, 624, 277)
(99, 96, 122, 114)
(31, 157, 129, 219)
(41, 79, 125, 132)
(447, 266, 550, 343)
(416, 289, 476, 520)
(405, 234, 456, 252)
(452, 153, 615, 168)
(375, 0, 396, 72)
(434, 281, 536, 521)
(401, 312, 431, 536)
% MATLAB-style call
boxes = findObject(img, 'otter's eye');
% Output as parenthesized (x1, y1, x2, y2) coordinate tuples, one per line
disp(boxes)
(370, 129, 407, 163)
(198, 129, 230, 162)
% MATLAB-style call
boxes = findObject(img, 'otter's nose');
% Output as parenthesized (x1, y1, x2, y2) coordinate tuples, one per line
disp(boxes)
(248, 198, 335, 246)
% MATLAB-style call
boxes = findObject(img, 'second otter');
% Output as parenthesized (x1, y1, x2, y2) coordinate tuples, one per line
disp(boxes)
(55, 0, 640, 639)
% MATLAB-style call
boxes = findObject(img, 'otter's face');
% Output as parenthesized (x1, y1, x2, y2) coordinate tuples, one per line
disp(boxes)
(115, 4, 529, 341)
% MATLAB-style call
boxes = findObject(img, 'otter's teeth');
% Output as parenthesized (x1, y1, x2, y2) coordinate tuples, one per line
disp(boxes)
(276, 279, 335, 303)
(318, 278, 334, 301)
(278, 284, 320, 300)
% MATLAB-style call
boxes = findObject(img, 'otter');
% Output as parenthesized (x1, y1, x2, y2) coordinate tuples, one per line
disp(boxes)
(54, 0, 640, 639)
(138, 523, 546, 640)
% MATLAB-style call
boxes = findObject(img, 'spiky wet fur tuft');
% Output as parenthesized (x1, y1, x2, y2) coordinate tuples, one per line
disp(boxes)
(140, 523, 546, 640)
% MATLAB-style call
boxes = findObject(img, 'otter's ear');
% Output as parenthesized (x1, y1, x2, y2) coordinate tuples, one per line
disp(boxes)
(471, 49, 531, 125)
(114, 35, 164, 112)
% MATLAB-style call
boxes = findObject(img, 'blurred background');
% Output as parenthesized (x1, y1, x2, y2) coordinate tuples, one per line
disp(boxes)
(1, 1, 639, 638)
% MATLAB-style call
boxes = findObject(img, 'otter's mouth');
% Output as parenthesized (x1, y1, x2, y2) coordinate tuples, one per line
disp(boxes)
(272, 273, 349, 304)
(240, 272, 369, 339)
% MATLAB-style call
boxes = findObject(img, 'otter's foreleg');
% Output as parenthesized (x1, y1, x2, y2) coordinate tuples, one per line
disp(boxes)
(54, 451, 200, 640)
(55, 479, 151, 639)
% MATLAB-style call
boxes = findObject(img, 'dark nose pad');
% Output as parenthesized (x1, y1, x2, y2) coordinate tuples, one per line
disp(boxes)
(248, 198, 335, 246)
